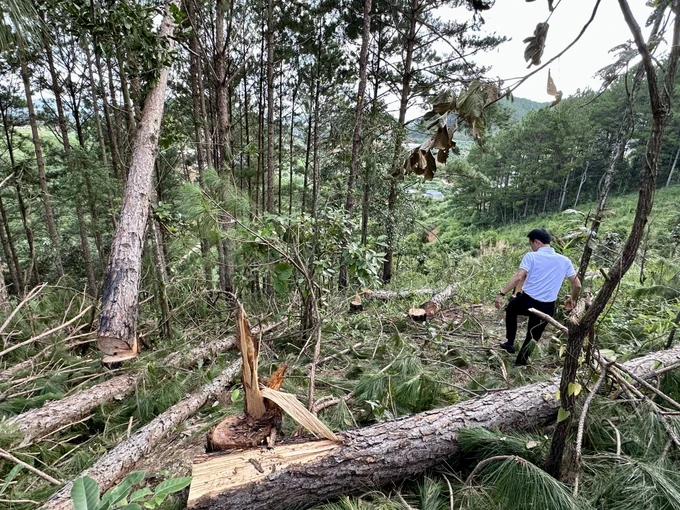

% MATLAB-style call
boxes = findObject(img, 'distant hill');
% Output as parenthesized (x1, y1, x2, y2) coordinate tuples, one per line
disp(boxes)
(502, 96, 547, 122)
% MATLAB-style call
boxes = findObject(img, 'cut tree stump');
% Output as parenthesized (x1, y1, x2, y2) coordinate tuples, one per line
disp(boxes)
(207, 306, 336, 451)
(186, 343, 680, 510)
(40, 359, 243, 510)
(408, 284, 456, 320)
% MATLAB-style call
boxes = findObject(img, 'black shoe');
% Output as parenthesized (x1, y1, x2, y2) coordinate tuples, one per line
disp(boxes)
(499, 341, 515, 354)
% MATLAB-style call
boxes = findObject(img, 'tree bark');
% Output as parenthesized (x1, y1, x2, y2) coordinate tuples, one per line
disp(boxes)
(666, 145, 680, 186)
(97, 3, 178, 358)
(266, 0, 275, 213)
(84, 42, 109, 166)
(186, 344, 680, 510)
(383, 0, 418, 284)
(339, 0, 372, 289)
(40, 360, 243, 510)
(17, 35, 64, 277)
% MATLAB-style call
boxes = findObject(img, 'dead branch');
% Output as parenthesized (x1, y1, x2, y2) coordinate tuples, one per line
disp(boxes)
(0, 447, 61, 485)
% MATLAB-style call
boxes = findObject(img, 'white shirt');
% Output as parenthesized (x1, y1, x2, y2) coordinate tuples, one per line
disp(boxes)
(519, 247, 576, 303)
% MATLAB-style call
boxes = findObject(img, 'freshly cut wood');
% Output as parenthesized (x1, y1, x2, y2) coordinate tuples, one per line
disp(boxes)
(41, 359, 243, 510)
(407, 307, 427, 322)
(407, 284, 456, 320)
(421, 284, 456, 315)
(207, 306, 272, 451)
(349, 294, 362, 311)
(186, 344, 680, 510)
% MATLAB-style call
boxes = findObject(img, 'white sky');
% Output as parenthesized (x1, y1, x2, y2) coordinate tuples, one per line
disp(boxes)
(470, 0, 656, 101)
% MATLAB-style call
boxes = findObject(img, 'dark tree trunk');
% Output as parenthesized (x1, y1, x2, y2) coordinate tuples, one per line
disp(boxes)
(338, 0, 372, 289)
(17, 36, 64, 277)
(266, 0, 275, 213)
(383, 0, 418, 284)
(548, 0, 680, 478)
(84, 43, 109, 166)
(288, 85, 297, 216)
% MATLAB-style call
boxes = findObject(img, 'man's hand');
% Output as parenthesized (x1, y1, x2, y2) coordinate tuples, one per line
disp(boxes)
(494, 293, 504, 310)
(565, 297, 575, 311)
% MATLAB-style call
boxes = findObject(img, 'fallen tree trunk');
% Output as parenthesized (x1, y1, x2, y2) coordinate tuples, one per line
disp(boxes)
(408, 284, 456, 320)
(41, 359, 243, 510)
(361, 288, 435, 301)
(8, 321, 279, 445)
(187, 344, 680, 510)
(9, 335, 237, 446)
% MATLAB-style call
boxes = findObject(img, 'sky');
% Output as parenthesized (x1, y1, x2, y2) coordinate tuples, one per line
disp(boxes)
(469, 0, 656, 102)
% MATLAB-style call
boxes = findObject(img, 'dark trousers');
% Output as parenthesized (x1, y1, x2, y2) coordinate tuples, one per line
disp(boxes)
(505, 292, 555, 365)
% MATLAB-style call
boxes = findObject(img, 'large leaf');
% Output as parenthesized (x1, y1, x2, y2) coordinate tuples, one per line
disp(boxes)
(71, 477, 100, 510)
(100, 471, 146, 509)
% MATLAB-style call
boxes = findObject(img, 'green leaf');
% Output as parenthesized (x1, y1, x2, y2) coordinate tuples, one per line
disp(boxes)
(116, 505, 143, 510)
(556, 407, 571, 424)
(230, 388, 241, 402)
(128, 488, 153, 503)
(153, 477, 192, 497)
(567, 382, 582, 397)
(0, 465, 22, 496)
(101, 471, 145, 508)
(71, 477, 100, 510)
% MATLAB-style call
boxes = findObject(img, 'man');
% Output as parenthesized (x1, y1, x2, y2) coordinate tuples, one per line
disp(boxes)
(494, 228, 581, 365)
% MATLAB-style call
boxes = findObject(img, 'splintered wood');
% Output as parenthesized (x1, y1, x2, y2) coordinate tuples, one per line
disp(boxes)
(187, 440, 341, 507)
(236, 306, 266, 419)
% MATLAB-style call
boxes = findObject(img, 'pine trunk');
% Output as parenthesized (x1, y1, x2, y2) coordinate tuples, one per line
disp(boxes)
(338, 0, 372, 289)
(97, 4, 178, 359)
(17, 36, 64, 277)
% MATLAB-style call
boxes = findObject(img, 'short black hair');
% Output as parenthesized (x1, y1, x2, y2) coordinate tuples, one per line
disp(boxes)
(527, 228, 551, 244)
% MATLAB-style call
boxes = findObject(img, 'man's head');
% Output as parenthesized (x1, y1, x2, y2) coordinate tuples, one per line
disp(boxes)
(527, 228, 551, 251)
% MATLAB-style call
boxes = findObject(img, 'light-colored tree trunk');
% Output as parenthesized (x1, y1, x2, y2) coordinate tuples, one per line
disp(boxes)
(97, 3, 178, 358)
(40, 360, 243, 510)
(266, 0, 275, 213)
(666, 145, 680, 186)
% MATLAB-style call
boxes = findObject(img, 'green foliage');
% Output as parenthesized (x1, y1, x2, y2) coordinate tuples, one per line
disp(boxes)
(459, 456, 585, 510)
(70, 471, 191, 510)
(458, 428, 549, 466)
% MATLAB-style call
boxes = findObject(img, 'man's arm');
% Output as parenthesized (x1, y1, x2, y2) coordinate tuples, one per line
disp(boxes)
(565, 275, 582, 310)
(494, 269, 527, 310)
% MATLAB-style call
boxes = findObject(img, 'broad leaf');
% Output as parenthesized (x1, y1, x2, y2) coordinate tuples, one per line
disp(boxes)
(71, 477, 100, 510)
(557, 407, 571, 423)
(128, 488, 153, 503)
(567, 382, 582, 397)
(101, 471, 145, 508)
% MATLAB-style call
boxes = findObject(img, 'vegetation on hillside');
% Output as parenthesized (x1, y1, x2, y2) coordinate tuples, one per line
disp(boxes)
(0, 0, 679, 509)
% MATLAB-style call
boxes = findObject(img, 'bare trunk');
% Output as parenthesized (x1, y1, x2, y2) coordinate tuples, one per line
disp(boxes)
(383, 0, 418, 283)
(339, 0, 372, 289)
(666, 145, 680, 186)
(288, 86, 297, 216)
(266, 0, 275, 213)
(573, 161, 588, 208)
(84, 43, 108, 165)
(41, 360, 243, 510)
(97, 4, 178, 357)
(18, 36, 64, 277)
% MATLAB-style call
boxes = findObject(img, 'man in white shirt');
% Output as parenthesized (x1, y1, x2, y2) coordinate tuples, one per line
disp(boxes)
(494, 228, 582, 365)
